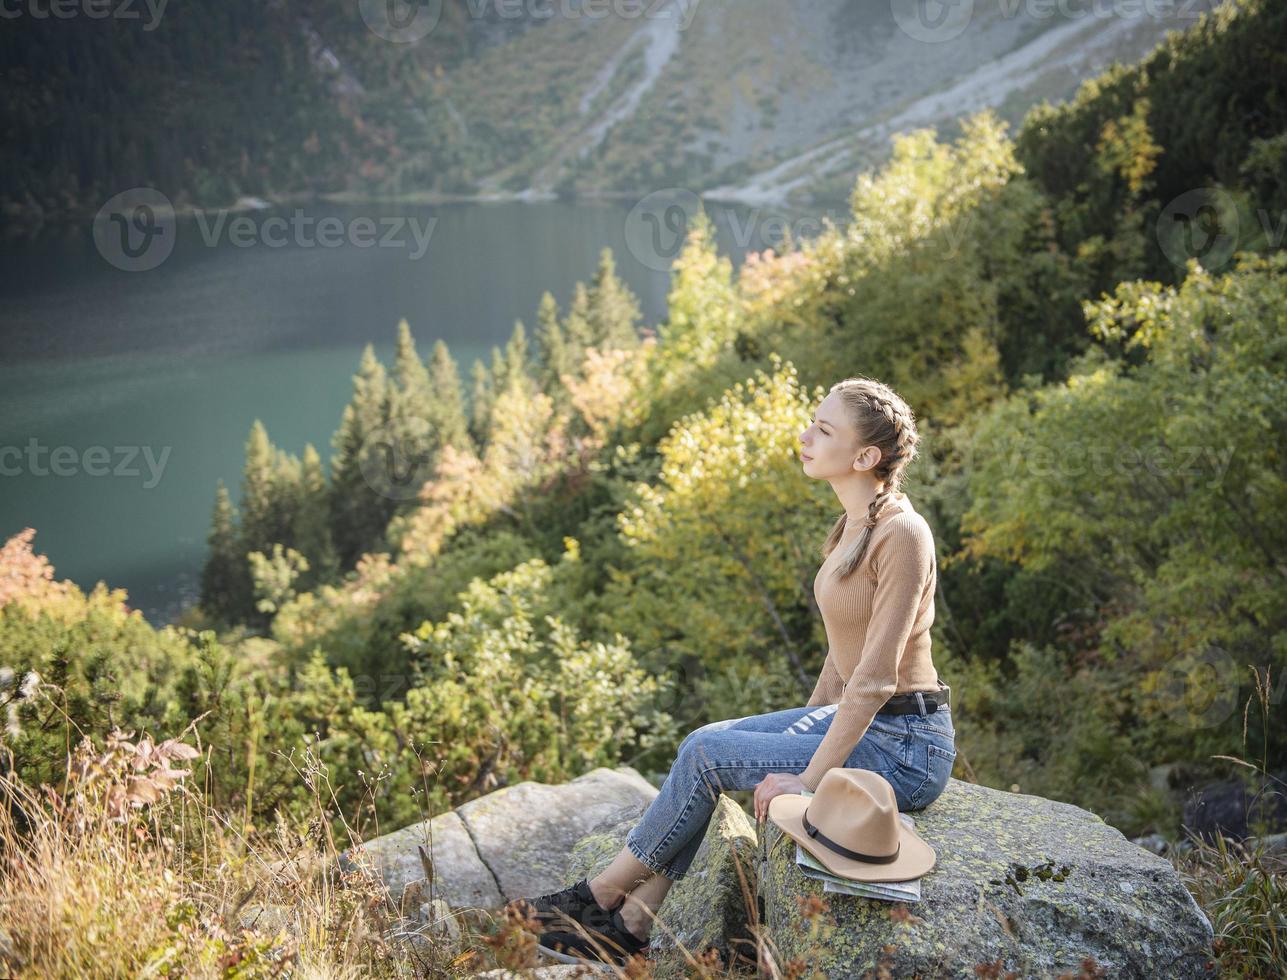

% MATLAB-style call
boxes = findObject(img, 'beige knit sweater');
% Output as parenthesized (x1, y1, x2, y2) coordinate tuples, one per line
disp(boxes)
(798, 492, 940, 791)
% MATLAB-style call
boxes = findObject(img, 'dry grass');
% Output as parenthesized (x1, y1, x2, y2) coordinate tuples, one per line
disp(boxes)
(0, 691, 1281, 978)
(0, 719, 464, 978)
(1168, 666, 1287, 979)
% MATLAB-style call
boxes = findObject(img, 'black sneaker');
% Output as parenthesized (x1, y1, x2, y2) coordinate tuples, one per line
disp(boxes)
(537, 905, 650, 970)
(505, 876, 623, 930)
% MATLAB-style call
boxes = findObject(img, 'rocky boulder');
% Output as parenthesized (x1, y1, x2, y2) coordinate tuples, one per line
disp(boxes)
(339, 766, 659, 911)
(563, 794, 759, 977)
(758, 776, 1218, 978)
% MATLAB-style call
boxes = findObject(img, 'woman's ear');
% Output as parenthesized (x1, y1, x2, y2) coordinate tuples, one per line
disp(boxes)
(851, 444, 875, 472)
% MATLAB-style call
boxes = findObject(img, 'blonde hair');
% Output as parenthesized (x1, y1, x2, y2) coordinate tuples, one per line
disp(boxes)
(819, 376, 921, 581)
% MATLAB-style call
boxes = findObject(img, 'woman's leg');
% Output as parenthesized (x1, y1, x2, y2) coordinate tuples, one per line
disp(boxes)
(623, 704, 848, 886)
(588, 704, 841, 939)
(586, 706, 830, 901)
(622, 703, 912, 877)
(614, 866, 678, 943)
(589, 703, 932, 940)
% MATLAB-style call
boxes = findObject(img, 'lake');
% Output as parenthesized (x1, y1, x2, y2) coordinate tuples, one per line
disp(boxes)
(0, 197, 849, 626)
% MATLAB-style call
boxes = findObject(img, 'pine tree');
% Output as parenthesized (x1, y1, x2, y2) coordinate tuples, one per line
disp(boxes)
(294, 443, 340, 587)
(393, 318, 434, 429)
(199, 480, 252, 625)
(389, 319, 443, 512)
(329, 344, 394, 567)
(656, 208, 738, 369)
(534, 290, 575, 412)
(588, 247, 642, 351)
(533, 292, 565, 383)
(469, 358, 493, 449)
(563, 281, 595, 363)
(502, 320, 532, 396)
(239, 420, 288, 553)
(427, 339, 472, 456)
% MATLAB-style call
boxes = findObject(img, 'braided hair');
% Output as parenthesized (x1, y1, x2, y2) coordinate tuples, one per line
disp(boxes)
(819, 376, 921, 581)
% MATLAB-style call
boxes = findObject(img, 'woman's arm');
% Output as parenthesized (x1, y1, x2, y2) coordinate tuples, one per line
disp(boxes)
(805, 649, 845, 707)
(798, 516, 935, 791)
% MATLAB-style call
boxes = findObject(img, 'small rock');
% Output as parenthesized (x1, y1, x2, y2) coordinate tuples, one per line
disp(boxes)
(418, 898, 462, 941)
(1243, 831, 1287, 856)
(1130, 833, 1170, 854)
(237, 902, 293, 937)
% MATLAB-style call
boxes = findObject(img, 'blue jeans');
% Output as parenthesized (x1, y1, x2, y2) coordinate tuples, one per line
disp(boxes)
(623, 701, 956, 880)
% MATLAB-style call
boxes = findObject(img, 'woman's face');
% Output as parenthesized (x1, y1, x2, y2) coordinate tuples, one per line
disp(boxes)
(799, 392, 861, 479)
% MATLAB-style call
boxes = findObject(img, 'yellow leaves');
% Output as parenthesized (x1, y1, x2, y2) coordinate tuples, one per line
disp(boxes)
(1095, 97, 1161, 196)
(560, 536, 581, 563)
(1084, 275, 1184, 352)
(561, 345, 648, 445)
(847, 110, 1020, 276)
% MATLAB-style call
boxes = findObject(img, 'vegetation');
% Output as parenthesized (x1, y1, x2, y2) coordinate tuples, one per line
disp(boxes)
(2, 0, 1285, 974)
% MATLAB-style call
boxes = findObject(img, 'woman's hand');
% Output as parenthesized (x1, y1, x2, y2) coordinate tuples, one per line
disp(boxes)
(753, 772, 807, 822)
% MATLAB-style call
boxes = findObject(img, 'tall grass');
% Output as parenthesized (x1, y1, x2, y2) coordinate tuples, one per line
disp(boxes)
(0, 691, 1280, 978)
(0, 719, 449, 978)
(1170, 666, 1286, 979)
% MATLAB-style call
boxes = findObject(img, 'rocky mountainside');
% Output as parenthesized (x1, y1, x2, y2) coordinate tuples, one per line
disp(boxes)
(2, 0, 1227, 222)
(413, 0, 1226, 204)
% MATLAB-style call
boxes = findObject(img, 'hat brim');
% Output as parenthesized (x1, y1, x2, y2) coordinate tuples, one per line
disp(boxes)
(768, 794, 936, 882)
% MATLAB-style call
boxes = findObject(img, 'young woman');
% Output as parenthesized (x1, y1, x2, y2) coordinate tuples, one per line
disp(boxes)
(513, 376, 957, 968)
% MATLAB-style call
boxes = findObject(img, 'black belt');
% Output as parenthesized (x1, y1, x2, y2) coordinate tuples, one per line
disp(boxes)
(875, 683, 950, 716)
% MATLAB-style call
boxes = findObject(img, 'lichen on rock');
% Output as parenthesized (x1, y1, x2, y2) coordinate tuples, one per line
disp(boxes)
(758, 777, 1217, 978)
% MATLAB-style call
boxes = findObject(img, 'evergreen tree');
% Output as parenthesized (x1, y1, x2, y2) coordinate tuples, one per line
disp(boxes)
(199, 480, 252, 625)
(655, 209, 738, 375)
(588, 247, 643, 351)
(533, 291, 573, 396)
(294, 443, 340, 587)
(239, 420, 290, 552)
(329, 344, 395, 567)
(563, 281, 595, 363)
(426, 339, 473, 456)
(393, 318, 435, 428)
(389, 319, 443, 513)
(468, 358, 493, 449)
(502, 320, 532, 396)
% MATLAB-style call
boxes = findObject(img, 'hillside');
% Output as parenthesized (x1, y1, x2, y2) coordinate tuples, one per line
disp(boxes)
(0, 0, 1224, 222)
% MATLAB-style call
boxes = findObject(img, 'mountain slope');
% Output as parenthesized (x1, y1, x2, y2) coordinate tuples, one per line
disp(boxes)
(1, 0, 1228, 221)
(404, 0, 1226, 203)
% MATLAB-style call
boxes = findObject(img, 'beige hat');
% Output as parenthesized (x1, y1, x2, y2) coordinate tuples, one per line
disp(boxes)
(768, 769, 936, 882)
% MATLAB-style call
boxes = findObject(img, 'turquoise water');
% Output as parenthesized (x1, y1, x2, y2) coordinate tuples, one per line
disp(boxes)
(0, 198, 842, 625)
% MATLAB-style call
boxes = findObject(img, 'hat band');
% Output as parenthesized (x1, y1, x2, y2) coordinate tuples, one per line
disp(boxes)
(802, 807, 901, 864)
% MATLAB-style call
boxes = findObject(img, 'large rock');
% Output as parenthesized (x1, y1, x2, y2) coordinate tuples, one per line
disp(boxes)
(564, 794, 759, 977)
(341, 766, 658, 910)
(759, 777, 1217, 978)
